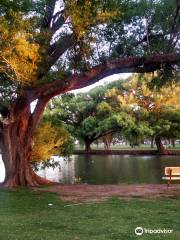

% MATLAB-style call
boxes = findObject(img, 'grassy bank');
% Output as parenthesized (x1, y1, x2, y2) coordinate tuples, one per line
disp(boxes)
(75, 144, 180, 151)
(0, 188, 179, 240)
(74, 149, 180, 155)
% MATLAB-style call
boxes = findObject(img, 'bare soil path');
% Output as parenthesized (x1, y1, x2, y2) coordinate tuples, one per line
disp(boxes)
(37, 184, 180, 203)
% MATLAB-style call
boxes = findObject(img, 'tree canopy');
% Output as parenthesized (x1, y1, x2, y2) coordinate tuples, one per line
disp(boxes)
(0, 0, 180, 113)
(44, 83, 137, 151)
(106, 74, 180, 151)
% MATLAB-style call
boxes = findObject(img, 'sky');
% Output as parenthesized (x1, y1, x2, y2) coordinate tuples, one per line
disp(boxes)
(71, 73, 132, 93)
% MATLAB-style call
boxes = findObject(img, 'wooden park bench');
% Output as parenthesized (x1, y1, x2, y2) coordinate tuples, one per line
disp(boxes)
(162, 167, 180, 187)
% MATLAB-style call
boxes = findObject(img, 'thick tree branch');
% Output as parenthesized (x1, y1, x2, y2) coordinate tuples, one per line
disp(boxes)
(49, 34, 74, 67)
(51, 10, 67, 35)
(30, 96, 51, 131)
(37, 53, 180, 98)
(41, 0, 57, 30)
(93, 129, 118, 142)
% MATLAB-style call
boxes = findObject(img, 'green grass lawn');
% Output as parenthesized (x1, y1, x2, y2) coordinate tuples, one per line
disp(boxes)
(0, 189, 179, 240)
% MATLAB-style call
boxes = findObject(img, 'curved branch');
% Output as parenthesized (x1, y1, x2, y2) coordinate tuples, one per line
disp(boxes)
(93, 129, 118, 142)
(37, 52, 180, 98)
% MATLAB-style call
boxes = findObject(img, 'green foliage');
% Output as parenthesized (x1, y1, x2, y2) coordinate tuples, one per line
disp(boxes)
(66, 0, 121, 40)
(0, 0, 44, 15)
(0, 0, 179, 155)
(107, 0, 179, 55)
(124, 122, 153, 147)
(108, 74, 180, 142)
(45, 75, 180, 149)
(31, 121, 74, 163)
(0, 0, 179, 110)
(45, 81, 139, 147)
(97, 101, 112, 116)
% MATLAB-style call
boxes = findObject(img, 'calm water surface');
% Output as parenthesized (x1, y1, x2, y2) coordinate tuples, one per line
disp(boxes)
(38, 155, 180, 184)
(0, 155, 180, 184)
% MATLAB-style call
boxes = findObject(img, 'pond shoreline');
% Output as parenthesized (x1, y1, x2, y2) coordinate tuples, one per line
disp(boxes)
(74, 149, 180, 155)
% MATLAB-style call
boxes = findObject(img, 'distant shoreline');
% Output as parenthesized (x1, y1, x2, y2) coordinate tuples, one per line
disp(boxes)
(74, 149, 180, 156)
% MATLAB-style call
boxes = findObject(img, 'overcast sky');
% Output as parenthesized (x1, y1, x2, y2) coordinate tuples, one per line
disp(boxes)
(71, 73, 132, 93)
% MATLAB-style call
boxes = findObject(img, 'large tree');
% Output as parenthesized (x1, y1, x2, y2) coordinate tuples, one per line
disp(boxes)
(0, 0, 180, 187)
(45, 87, 135, 152)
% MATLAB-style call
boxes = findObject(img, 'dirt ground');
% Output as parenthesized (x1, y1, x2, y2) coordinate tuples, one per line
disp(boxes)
(38, 184, 180, 203)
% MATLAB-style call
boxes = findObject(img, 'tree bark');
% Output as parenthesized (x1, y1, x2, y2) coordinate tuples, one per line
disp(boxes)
(155, 136, 167, 154)
(171, 138, 175, 148)
(0, 99, 51, 187)
(103, 134, 112, 151)
(84, 141, 92, 152)
(151, 136, 154, 148)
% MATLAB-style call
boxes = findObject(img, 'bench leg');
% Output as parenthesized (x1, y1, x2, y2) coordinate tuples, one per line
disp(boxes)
(167, 170, 172, 188)
(167, 179, 171, 188)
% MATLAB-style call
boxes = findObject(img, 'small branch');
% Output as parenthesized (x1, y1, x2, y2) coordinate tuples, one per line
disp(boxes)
(168, 1, 180, 50)
(48, 34, 74, 67)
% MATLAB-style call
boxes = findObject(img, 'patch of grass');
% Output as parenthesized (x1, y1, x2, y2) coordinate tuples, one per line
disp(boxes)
(0, 188, 179, 240)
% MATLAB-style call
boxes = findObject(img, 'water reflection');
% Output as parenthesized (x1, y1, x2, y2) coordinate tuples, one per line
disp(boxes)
(76, 155, 180, 184)
(38, 155, 180, 184)
(0, 155, 180, 184)
(37, 156, 76, 184)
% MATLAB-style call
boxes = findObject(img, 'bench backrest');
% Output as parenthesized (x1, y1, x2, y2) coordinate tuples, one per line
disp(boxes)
(165, 167, 180, 175)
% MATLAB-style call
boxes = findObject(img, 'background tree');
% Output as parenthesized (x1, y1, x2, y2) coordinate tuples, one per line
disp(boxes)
(106, 74, 180, 153)
(45, 84, 135, 152)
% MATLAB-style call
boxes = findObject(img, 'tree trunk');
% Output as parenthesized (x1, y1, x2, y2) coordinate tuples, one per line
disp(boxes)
(0, 100, 51, 187)
(151, 136, 154, 148)
(155, 136, 167, 154)
(103, 134, 111, 151)
(0, 121, 50, 187)
(171, 138, 175, 148)
(85, 141, 92, 152)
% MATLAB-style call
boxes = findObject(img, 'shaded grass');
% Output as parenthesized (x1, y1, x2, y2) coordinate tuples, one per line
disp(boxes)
(0, 188, 179, 240)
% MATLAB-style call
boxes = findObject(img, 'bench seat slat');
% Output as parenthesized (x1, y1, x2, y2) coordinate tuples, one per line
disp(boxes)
(165, 167, 180, 175)
(162, 176, 180, 180)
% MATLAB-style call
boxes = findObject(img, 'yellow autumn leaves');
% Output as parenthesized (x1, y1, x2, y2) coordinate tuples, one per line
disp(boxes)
(0, 13, 39, 84)
(31, 122, 71, 163)
(106, 74, 180, 112)
(66, 0, 120, 40)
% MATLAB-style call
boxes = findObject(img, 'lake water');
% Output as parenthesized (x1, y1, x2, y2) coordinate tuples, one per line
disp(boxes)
(0, 155, 180, 184)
